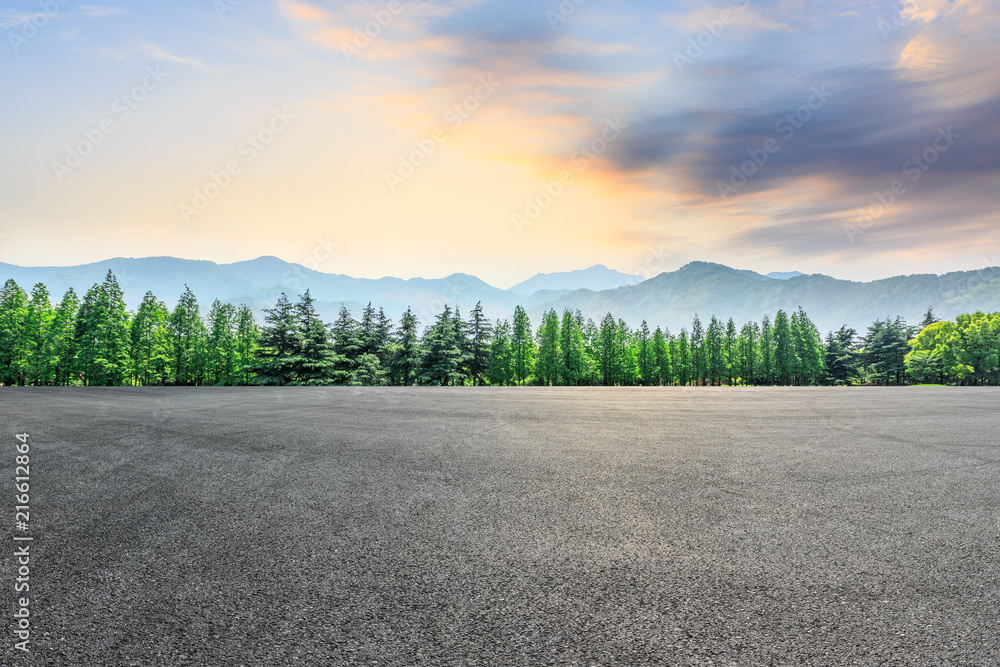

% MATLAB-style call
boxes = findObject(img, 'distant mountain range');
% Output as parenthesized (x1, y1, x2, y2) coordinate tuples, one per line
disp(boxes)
(2, 257, 998, 334)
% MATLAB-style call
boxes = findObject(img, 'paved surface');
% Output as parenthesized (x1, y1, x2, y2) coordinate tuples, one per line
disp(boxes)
(1, 387, 999, 666)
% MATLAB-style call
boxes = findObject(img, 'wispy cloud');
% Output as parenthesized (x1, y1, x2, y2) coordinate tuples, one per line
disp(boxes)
(100, 42, 218, 74)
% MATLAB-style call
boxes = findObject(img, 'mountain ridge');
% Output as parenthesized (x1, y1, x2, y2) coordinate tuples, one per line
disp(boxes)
(2, 256, 998, 334)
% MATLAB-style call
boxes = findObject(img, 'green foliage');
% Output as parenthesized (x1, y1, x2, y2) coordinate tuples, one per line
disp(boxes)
(5, 273, 998, 388)
(131, 291, 173, 386)
(75, 272, 131, 386)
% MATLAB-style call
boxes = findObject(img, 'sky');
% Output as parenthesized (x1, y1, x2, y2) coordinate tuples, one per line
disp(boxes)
(1, 0, 998, 288)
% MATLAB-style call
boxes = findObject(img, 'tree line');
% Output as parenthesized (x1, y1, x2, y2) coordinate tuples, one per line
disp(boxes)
(0, 272, 997, 386)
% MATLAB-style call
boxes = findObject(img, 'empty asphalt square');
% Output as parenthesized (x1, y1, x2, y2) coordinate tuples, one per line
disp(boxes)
(1, 387, 998, 665)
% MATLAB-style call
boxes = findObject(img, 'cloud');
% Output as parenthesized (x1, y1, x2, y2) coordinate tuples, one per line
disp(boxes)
(101, 42, 217, 73)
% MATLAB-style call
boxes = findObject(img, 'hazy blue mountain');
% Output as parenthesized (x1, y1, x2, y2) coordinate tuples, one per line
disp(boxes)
(0, 256, 518, 327)
(2, 257, 998, 335)
(529, 261, 1000, 334)
(766, 271, 804, 280)
(508, 264, 643, 296)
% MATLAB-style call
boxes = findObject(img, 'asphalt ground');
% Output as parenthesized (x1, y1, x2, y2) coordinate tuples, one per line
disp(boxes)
(0, 386, 998, 666)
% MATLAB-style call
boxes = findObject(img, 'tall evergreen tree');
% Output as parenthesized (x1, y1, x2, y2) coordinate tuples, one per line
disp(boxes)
(130, 291, 172, 386)
(206, 299, 239, 385)
(652, 326, 672, 385)
(330, 306, 363, 384)
(236, 305, 259, 385)
(252, 293, 299, 386)
(23, 283, 55, 385)
(466, 302, 492, 386)
(559, 309, 586, 386)
(724, 317, 738, 386)
(390, 307, 421, 386)
(511, 305, 535, 385)
(487, 319, 513, 386)
(772, 310, 794, 386)
(50, 288, 79, 386)
(418, 305, 463, 386)
(0, 279, 28, 386)
(74, 271, 131, 386)
(535, 309, 561, 386)
(705, 315, 724, 386)
(690, 315, 704, 385)
(292, 290, 343, 385)
(169, 285, 208, 386)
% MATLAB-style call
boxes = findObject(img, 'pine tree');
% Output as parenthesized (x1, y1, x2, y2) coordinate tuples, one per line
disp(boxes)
(206, 299, 239, 385)
(418, 305, 463, 386)
(598, 313, 617, 385)
(23, 283, 55, 385)
(652, 326, 671, 385)
(535, 309, 561, 386)
(637, 320, 653, 385)
(675, 329, 692, 386)
(51, 288, 79, 386)
(352, 354, 386, 386)
(487, 319, 513, 386)
(330, 306, 363, 384)
(74, 271, 131, 386)
(792, 307, 824, 385)
(705, 315, 724, 386)
(451, 306, 472, 385)
(759, 314, 774, 385)
(0, 279, 28, 386)
(292, 290, 343, 385)
(690, 315, 704, 385)
(169, 285, 208, 386)
(130, 291, 172, 386)
(390, 307, 421, 386)
(236, 305, 259, 385)
(511, 305, 535, 385)
(374, 307, 394, 368)
(824, 326, 857, 385)
(559, 309, 586, 386)
(772, 310, 794, 385)
(252, 293, 299, 386)
(466, 302, 492, 386)
(724, 318, 738, 386)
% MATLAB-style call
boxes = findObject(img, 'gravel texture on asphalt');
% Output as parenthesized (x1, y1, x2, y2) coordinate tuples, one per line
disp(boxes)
(1, 386, 999, 666)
